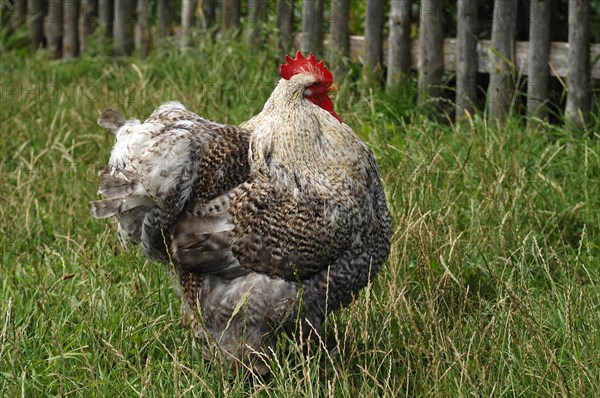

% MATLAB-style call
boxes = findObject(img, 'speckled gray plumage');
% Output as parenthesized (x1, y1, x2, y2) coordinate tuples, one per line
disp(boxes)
(91, 70, 391, 374)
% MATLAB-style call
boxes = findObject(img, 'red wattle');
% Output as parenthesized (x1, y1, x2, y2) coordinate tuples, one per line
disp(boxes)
(309, 94, 342, 123)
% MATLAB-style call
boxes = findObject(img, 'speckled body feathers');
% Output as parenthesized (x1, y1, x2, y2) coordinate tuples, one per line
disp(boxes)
(91, 63, 391, 373)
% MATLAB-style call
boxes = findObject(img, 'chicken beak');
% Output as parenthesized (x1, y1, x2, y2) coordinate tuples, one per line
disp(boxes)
(329, 83, 338, 94)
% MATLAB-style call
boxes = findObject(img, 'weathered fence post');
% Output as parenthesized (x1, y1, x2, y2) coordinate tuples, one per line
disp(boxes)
(157, 0, 172, 38)
(386, 0, 412, 93)
(330, 0, 350, 77)
(27, 0, 44, 51)
(80, 0, 97, 53)
(487, 0, 517, 120)
(11, 0, 27, 33)
(223, 0, 241, 31)
(114, 0, 134, 56)
(202, 0, 216, 31)
(63, 0, 80, 59)
(98, 0, 113, 38)
(47, 0, 63, 58)
(247, 0, 268, 47)
(527, 0, 551, 120)
(302, 0, 324, 56)
(456, 0, 479, 118)
(180, 0, 197, 49)
(363, 0, 385, 85)
(277, 0, 295, 51)
(135, 0, 150, 57)
(418, 0, 444, 103)
(565, 0, 591, 129)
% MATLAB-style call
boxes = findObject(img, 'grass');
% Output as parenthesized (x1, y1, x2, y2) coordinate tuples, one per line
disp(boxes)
(1, 39, 599, 397)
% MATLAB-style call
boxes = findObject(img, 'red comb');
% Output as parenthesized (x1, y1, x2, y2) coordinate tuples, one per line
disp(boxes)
(280, 50, 333, 83)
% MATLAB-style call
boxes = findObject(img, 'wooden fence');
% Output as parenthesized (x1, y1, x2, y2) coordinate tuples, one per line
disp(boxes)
(3, 0, 598, 126)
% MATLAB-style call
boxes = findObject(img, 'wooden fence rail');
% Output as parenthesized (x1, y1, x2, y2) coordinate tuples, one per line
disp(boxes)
(315, 35, 600, 80)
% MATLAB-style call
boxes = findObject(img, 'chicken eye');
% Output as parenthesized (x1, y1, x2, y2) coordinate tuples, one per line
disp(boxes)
(312, 82, 319, 88)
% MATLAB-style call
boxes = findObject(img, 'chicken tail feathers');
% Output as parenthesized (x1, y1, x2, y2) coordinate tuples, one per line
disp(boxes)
(89, 198, 126, 219)
(97, 169, 139, 198)
(98, 109, 127, 134)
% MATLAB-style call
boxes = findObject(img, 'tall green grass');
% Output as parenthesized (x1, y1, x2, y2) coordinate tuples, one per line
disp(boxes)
(1, 40, 599, 397)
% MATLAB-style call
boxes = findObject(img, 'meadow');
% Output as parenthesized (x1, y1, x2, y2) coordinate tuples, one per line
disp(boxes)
(1, 39, 599, 397)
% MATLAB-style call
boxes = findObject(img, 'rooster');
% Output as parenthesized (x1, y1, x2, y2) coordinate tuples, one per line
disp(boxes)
(90, 51, 391, 374)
